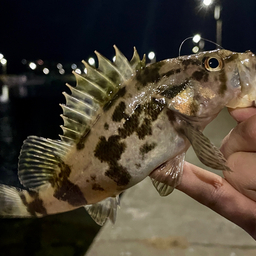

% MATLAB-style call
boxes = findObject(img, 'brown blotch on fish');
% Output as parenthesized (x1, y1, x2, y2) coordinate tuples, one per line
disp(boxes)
(52, 160, 87, 206)
(160, 81, 187, 99)
(162, 68, 181, 77)
(54, 179, 87, 206)
(90, 174, 96, 181)
(218, 70, 227, 95)
(136, 62, 165, 88)
(76, 127, 91, 150)
(136, 118, 152, 139)
(140, 142, 157, 159)
(118, 111, 152, 140)
(105, 163, 131, 186)
(192, 70, 209, 82)
(94, 135, 126, 164)
(117, 99, 165, 140)
(118, 105, 142, 138)
(20, 191, 47, 216)
(144, 98, 166, 121)
(112, 101, 128, 122)
(135, 163, 141, 169)
(189, 100, 199, 116)
(94, 135, 131, 186)
(92, 183, 105, 191)
(104, 123, 109, 130)
(166, 109, 176, 123)
(182, 59, 201, 70)
(104, 86, 126, 111)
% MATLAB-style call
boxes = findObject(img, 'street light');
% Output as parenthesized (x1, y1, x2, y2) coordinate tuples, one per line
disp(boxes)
(203, 0, 212, 6)
(193, 34, 201, 43)
(29, 62, 37, 70)
(88, 57, 96, 66)
(202, 0, 222, 47)
(148, 51, 156, 63)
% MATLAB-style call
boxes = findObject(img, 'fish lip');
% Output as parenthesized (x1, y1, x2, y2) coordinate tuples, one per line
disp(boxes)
(226, 53, 256, 109)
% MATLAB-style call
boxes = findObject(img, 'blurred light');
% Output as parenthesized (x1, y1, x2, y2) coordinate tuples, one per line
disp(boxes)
(148, 51, 155, 60)
(203, 0, 212, 6)
(29, 62, 37, 70)
(112, 56, 116, 62)
(57, 63, 63, 69)
(43, 68, 50, 74)
(21, 59, 27, 65)
(199, 40, 205, 49)
(59, 68, 65, 75)
(192, 46, 200, 53)
(37, 59, 44, 65)
(84, 68, 87, 74)
(1, 58, 7, 65)
(88, 57, 95, 66)
(0, 53, 3, 60)
(193, 34, 201, 43)
(75, 68, 81, 74)
(0, 85, 9, 103)
(214, 5, 221, 19)
(71, 63, 77, 70)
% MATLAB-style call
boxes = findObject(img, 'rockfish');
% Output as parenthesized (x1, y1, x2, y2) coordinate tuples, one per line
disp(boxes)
(0, 46, 255, 225)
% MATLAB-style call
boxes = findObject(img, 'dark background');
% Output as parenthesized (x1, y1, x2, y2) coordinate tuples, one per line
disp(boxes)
(1, 0, 256, 73)
(1, 1, 256, 255)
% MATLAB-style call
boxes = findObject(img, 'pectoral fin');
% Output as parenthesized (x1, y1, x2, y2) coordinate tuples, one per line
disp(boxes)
(181, 121, 230, 171)
(150, 153, 185, 196)
(84, 195, 120, 226)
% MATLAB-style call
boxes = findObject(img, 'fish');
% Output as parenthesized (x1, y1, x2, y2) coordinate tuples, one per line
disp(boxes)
(1, 46, 256, 225)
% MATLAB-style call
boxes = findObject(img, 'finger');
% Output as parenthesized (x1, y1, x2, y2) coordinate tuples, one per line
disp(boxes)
(228, 107, 256, 123)
(177, 162, 256, 239)
(220, 114, 256, 158)
(224, 151, 256, 202)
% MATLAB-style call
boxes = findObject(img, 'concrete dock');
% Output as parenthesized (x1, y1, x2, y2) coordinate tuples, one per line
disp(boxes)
(86, 109, 256, 256)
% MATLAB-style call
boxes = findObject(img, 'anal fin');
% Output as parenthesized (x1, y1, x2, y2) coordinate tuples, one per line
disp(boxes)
(84, 195, 120, 226)
(150, 153, 185, 197)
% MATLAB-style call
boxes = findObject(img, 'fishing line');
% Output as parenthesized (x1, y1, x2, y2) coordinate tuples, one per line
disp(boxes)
(178, 37, 223, 57)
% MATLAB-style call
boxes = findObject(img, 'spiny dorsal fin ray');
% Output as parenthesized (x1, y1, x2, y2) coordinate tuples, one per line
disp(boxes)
(72, 72, 109, 103)
(82, 61, 117, 94)
(65, 83, 100, 107)
(60, 46, 145, 145)
(130, 47, 141, 68)
(61, 114, 85, 133)
(18, 136, 72, 190)
(95, 51, 126, 84)
(113, 45, 134, 79)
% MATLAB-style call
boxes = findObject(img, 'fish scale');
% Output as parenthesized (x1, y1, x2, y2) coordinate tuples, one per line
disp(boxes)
(1, 46, 256, 226)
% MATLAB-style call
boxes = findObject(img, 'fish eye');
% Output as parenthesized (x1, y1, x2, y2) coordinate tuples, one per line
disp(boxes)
(203, 57, 224, 71)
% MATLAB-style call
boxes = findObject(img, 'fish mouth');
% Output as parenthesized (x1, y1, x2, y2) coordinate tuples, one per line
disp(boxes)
(226, 52, 256, 109)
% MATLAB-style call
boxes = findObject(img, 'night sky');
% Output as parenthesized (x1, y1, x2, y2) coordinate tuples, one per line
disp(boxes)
(1, 0, 256, 73)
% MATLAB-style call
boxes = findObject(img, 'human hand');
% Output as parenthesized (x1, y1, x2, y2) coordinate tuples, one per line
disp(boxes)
(176, 107, 256, 239)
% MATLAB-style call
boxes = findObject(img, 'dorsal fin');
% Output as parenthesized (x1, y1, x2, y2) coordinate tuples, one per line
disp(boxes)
(61, 46, 145, 145)
(17, 46, 145, 191)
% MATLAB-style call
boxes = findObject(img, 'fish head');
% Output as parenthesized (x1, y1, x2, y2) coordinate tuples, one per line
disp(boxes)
(157, 49, 255, 122)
